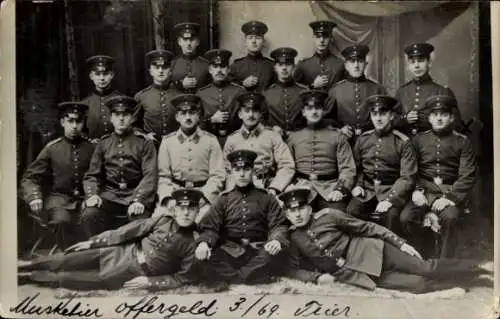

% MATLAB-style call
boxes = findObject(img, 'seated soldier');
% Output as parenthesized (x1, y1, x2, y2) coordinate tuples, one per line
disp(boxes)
(156, 94, 225, 223)
(223, 91, 295, 195)
(195, 150, 289, 284)
(347, 95, 417, 232)
(286, 90, 356, 212)
(80, 96, 158, 237)
(400, 95, 476, 258)
(20, 102, 96, 249)
(281, 188, 490, 294)
(18, 189, 204, 291)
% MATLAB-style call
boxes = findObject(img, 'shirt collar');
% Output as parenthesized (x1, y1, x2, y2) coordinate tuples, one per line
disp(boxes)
(314, 50, 331, 59)
(93, 86, 114, 96)
(247, 52, 264, 60)
(413, 73, 433, 85)
(177, 127, 201, 144)
(346, 74, 367, 83)
(241, 123, 263, 139)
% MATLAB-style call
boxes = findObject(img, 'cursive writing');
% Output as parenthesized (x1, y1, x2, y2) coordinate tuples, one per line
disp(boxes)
(294, 300, 351, 317)
(9, 292, 103, 317)
(115, 296, 217, 319)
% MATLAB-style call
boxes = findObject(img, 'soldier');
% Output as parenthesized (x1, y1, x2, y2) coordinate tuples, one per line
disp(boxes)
(395, 43, 463, 136)
(20, 102, 95, 249)
(400, 95, 476, 258)
(156, 94, 225, 223)
(171, 22, 210, 94)
(326, 45, 388, 142)
(198, 49, 245, 146)
(19, 188, 204, 291)
(223, 91, 295, 194)
(287, 90, 356, 212)
(134, 50, 180, 147)
(228, 20, 274, 92)
(347, 95, 417, 232)
(81, 55, 122, 140)
(81, 96, 158, 237)
(263, 47, 308, 134)
(281, 188, 490, 293)
(294, 20, 345, 91)
(194, 150, 289, 284)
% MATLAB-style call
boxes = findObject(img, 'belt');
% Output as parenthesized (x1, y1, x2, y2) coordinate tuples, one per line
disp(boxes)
(296, 171, 338, 181)
(106, 181, 138, 190)
(422, 175, 457, 185)
(364, 174, 399, 186)
(228, 238, 266, 250)
(171, 178, 207, 188)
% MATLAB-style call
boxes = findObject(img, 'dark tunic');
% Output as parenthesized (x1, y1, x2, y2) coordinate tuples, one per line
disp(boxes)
(294, 52, 345, 90)
(263, 80, 308, 131)
(80, 88, 122, 139)
(229, 53, 275, 92)
(171, 54, 210, 93)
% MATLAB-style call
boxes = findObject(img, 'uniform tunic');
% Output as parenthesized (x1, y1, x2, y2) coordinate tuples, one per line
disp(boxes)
(229, 53, 275, 92)
(81, 88, 122, 139)
(294, 52, 345, 90)
(286, 124, 356, 200)
(83, 130, 158, 208)
(395, 74, 463, 135)
(263, 80, 308, 132)
(171, 54, 210, 93)
(157, 128, 225, 204)
(223, 124, 295, 192)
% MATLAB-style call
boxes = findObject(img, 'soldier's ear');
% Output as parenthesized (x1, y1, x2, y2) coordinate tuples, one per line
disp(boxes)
(429, 52, 435, 66)
(109, 71, 115, 79)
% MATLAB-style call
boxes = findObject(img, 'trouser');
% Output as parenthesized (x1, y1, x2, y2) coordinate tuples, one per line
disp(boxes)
(312, 195, 348, 212)
(347, 197, 401, 234)
(400, 202, 460, 258)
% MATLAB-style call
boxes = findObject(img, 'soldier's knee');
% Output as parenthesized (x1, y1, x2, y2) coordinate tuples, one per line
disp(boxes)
(49, 209, 72, 224)
(439, 206, 460, 225)
(346, 199, 361, 216)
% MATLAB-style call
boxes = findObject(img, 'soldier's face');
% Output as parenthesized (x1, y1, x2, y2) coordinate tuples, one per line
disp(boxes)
(407, 56, 430, 78)
(429, 110, 454, 132)
(245, 35, 264, 53)
(239, 106, 262, 128)
(302, 105, 325, 125)
(149, 64, 171, 84)
(314, 35, 330, 52)
(209, 64, 229, 83)
(110, 110, 134, 133)
(232, 165, 253, 187)
(370, 110, 394, 131)
(61, 113, 84, 139)
(344, 58, 366, 78)
(177, 36, 200, 55)
(89, 70, 114, 90)
(274, 62, 294, 82)
(176, 109, 200, 130)
(173, 205, 198, 227)
(286, 205, 313, 227)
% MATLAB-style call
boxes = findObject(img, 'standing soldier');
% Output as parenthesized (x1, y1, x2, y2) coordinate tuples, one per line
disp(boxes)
(400, 95, 476, 258)
(326, 45, 388, 142)
(134, 50, 180, 147)
(171, 22, 210, 94)
(198, 49, 245, 146)
(223, 92, 295, 194)
(81, 55, 122, 140)
(81, 96, 158, 237)
(263, 47, 308, 134)
(21, 102, 95, 249)
(229, 20, 274, 92)
(347, 95, 417, 232)
(395, 43, 463, 136)
(294, 20, 345, 91)
(156, 94, 225, 223)
(287, 90, 356, 212)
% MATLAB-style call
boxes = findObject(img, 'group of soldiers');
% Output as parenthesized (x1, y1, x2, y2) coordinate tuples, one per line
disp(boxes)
(18, 20, 487, 294)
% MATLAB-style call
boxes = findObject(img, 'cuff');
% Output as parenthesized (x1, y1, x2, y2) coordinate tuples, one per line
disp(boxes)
(442, 192, 459, 205)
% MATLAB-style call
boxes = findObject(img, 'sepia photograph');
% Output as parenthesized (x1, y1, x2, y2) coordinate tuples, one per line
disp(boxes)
(0, 0, 496, 318)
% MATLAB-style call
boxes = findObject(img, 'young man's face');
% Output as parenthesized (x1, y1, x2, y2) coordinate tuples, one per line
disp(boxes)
(302, 104, 325, 125)
(428, 110, 454, 132)
(60, 113, 85, 139)
(177, 36, 200, 55)
(238, 106, 262, 129)
(314, 35, 331, 53)
(149, 64, 171, 84)
(370, 109, 394, 131)
(407, 56, 430, 78)
(245, 34, 264, 53)
(274, 62, 294, 82)
(173, 204, 199, 227)
(110, 110, 134, 134)
(208, 64, 229, 83)
(344, 58, 366, 78)
(231, 165, 253, 187)
(175, 109, 200, 131)
(286, 205, 313, 228)
(89, 70, 114, 90)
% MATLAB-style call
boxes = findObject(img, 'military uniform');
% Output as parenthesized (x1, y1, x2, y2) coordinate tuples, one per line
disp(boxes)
(19, 189, 203, 291)
(228, 21, 275, 92)
(196, 150, 289, 284)
(286, 90, 356, 212)
(347, 96, 417, 231)
(81, 96, 158, 237)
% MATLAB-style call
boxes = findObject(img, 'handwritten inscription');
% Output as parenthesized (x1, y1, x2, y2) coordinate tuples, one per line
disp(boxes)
(294, 300, 351, 317)
(228, 294, 280, 318)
